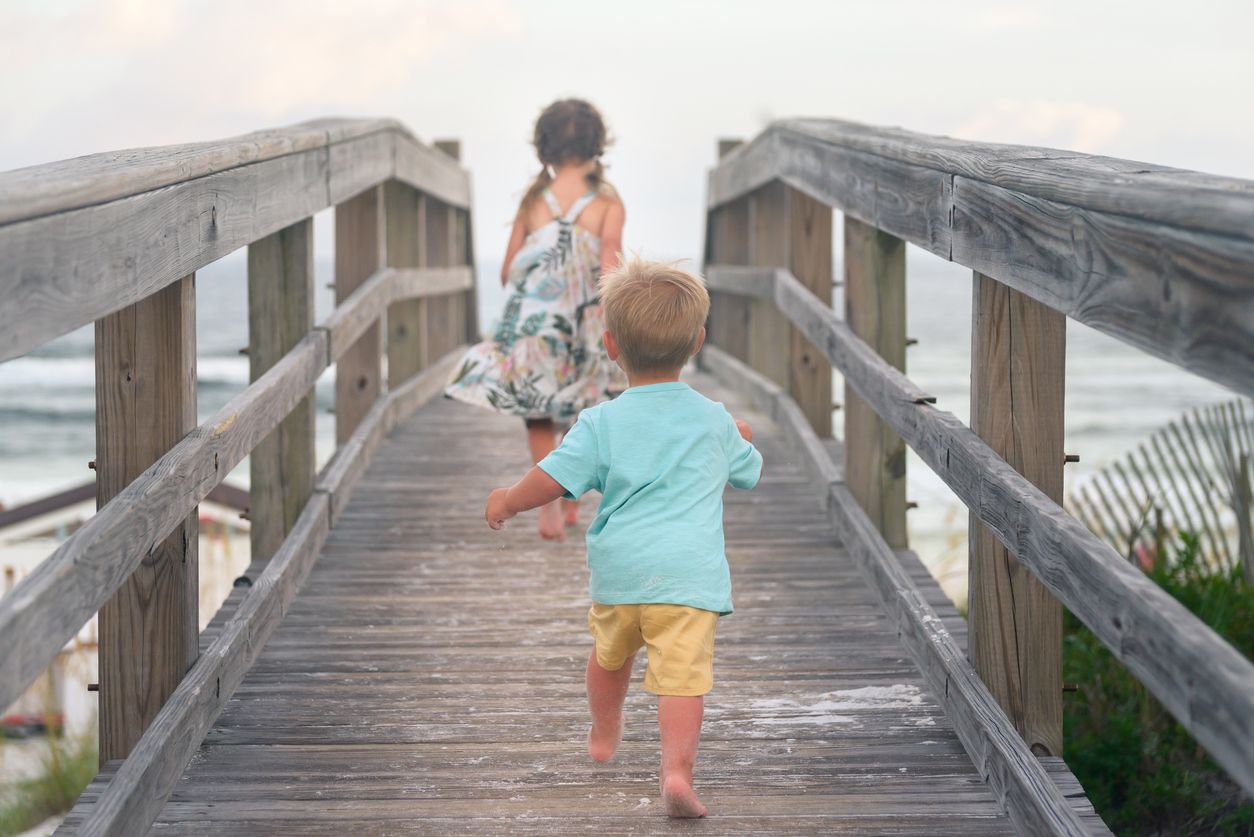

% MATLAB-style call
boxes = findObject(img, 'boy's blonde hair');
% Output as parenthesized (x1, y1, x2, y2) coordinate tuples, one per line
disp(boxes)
(599, 257, 709, 374)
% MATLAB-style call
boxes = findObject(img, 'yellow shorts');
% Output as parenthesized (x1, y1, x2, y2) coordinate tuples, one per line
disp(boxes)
(587, 603, 718, 696)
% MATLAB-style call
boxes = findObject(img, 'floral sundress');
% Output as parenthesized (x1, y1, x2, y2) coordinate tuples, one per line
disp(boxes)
(445, 188, 626, 421)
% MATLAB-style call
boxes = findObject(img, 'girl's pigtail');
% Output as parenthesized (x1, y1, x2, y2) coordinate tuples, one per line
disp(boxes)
(516, 166, 552, 221)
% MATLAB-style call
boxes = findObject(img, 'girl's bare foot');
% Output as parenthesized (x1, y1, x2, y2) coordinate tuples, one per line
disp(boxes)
(587, 711, 623, 763)
(563, 498, 580, 527)
(661, 774, 708, 818)
(538, 501, 565, 540)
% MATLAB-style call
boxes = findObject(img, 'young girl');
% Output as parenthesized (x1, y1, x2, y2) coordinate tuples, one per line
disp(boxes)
(445, 99, 627, 540)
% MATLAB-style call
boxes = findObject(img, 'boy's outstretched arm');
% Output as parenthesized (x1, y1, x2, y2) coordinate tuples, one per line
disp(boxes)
(486, 466, 567, 529)
(735, 419, 753, 443)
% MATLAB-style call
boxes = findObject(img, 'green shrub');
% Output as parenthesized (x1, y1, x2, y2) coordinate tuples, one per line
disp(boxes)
(1064, 532, 1254, 835)
(0, 733, 97, 836)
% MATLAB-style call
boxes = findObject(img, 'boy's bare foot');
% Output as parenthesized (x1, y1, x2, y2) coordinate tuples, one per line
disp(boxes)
(661, 775, 708, 818)
(538, 501, 565, 540)
(563, 498, 580, 527)
(587, 711, 624, 763)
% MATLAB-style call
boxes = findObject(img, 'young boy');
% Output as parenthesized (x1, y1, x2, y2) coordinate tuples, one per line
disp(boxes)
(484, 258, 762, 818)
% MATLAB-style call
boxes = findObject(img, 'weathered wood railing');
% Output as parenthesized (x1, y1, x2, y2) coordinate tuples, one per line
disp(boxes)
(702, 120, 1254, 833)
(0, 118, 477, 835)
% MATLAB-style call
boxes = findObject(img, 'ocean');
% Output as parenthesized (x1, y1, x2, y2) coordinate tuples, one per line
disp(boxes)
(0, 246, 1235, 603)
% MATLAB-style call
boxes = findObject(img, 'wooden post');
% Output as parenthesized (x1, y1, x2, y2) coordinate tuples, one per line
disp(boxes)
(844, 216, 907, 547)
(968, 271, 1065, 756)
(95, 276, 198, 764)
(745, 181, 834, 437)
(747, 182, 792, 389)
(433, 140, 473, 351)
(424, 195, 454, 361)
(785, 188, 832, 437)
(247, 219, 315, 562)
(706, 140, 749, 362)
(386, 182, 425, 387)
(335, 186, 385, 444)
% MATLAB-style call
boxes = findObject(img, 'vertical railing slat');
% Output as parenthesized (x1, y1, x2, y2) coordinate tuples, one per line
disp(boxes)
(969, 270, 1065, 756)
(247, 219, 316, 563)
(334, 186, 386, 444)
(843, 216, 907, 547)
(95, 275, 199, 764)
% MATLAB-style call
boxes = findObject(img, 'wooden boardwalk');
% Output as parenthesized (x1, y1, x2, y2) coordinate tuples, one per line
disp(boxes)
(67, 369, 1101, 834)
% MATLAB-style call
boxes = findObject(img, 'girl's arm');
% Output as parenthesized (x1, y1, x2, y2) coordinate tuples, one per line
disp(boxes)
(485, 466, 566, 529)
(599, 200, 626, 275)
(501, 216, 527, 286)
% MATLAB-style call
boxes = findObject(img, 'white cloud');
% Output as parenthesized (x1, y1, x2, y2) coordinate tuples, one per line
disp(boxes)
(967, 4, 1047, 31)
(953, 98, 1125, 153)
(0, 0, 523, 152)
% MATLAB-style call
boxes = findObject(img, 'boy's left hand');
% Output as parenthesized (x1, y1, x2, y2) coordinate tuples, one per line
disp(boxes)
(485, 488, 514, 530)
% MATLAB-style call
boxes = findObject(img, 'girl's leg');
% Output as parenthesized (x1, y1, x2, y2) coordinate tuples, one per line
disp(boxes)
(658, 696, 707, 818)
(586, 651, 634, 762)
(525, 419, 564, 540)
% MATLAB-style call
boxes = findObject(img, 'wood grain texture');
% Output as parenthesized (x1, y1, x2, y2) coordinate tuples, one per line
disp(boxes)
(95, 275, 199, 765)
(706, 120, 1254, 396)
(66, 367, 1061, 835)
(787, 187, 834, 437)
(0, 331, 326, 716)
(699, 346, 1097, 836)
(768, 269, 1254, 795)
(844, 217, 908, 548)
(746, 182, 793, 389)
(247, 219, 316, 564)
(75, 495, 332, 837)
(705, 200, 752, 364)
(969, 273, 1065, 757)
(0, 119, 470, 363)
(385, 182, 425, 387)
(334, 186, 385, 445)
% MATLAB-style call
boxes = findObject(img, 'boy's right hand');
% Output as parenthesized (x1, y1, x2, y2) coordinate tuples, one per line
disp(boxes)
(485, 488, 515, 530)
(735, 419, 753, 443)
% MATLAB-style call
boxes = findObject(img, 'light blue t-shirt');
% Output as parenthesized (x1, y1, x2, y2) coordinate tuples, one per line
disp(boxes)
(538, 381, 763, 615)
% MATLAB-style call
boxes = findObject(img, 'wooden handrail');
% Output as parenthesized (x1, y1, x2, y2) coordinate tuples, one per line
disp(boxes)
(0, 265, 472, 714)
(700, 345, 1089, 836)
(0, 119, 471, 363)
(705, 264, 1254, 796)
(707, 120, 1254, 397)
(75, 349, 465, 837)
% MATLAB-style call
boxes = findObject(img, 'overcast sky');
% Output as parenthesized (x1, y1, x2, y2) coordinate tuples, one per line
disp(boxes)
(4, 0, 1251, 267)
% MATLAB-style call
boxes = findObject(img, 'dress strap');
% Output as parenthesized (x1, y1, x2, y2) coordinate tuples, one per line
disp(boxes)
(561, 190, 599, 224)
(541, 187, 562, 218)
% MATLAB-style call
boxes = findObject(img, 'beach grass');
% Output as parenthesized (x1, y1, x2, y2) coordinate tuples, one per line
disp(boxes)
(0, 733, 96, 836)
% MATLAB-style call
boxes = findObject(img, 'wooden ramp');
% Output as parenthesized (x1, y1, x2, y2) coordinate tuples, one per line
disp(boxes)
(66, 370, 1100, 834)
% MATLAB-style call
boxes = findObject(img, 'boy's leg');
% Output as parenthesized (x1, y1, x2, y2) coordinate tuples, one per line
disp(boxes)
(658, 696, 707, 818)
(586, 651, 634, 762)
(524, 419, 564, 540)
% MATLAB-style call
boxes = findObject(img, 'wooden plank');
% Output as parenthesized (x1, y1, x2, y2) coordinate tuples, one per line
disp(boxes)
(423, 195, 454, 363)
(969, 272, 1065, 757)
(704, 140, 751, 365)
(95, 275, 199, 765)
(700, 345, 1088, 835)
(768, 269, 1254, 795)
(393, 132, 473, 210)
(746, 182, 793, 388)
(319, 266, 475, 366)
(385, 182, 424, 387)
(334, 186, 385, 444)
(844, 217, 907, 548)
(788, 187, 833, 437)
(247, 218, 316, 563)
(705, 121, 1254, 396)
(0, 120, 470, 363)
(0, 148, 328, 364)
(0, 331, 327, 715)
(76, 495, 332, 837)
